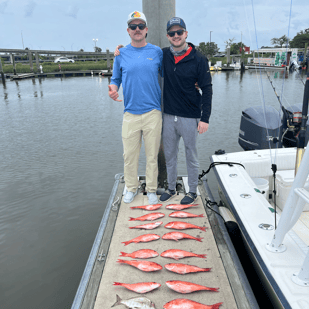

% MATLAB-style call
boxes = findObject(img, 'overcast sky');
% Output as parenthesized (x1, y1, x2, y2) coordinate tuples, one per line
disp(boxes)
(0, 0, 307, 53)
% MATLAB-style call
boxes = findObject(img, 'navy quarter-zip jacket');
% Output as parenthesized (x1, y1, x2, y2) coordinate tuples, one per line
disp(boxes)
(162, 43, 212, 123)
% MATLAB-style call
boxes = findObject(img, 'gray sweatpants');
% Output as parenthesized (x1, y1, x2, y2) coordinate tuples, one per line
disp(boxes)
(162, 113, 199, 193)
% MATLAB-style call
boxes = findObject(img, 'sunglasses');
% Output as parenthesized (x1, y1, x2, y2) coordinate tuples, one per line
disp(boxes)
(128, 23, 146, 31)
(167, 29, 185, 37)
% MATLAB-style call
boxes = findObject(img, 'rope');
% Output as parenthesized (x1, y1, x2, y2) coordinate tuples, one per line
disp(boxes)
(198, 161, 245, 180)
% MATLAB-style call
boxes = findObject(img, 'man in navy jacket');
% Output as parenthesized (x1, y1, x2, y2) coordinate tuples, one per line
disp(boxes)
(159, 17, 212, 204)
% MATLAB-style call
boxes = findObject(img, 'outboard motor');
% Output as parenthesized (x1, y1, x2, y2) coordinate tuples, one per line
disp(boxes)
(238, 106, 282, 150)
(281, 103, 309, 147)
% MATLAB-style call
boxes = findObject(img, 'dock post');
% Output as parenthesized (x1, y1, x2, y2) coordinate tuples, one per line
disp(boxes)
(106, 49, 110, 72)
(11, 53, 17, 75)
(35, 52, 40, 74)
(241, 48, 245, 72)
(0, 57, 5, 84)
(143, 0, 175, 189)
(28, 51, 34, 73)
(227, 47, 230, 66)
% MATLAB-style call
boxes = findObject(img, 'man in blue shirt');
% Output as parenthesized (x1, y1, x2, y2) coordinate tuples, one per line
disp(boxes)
(108, 11, 163, 205)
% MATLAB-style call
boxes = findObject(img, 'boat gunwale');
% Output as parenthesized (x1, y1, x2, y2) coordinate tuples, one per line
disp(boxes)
(210, 156, 292, 309)
(200, 178, 260, 309)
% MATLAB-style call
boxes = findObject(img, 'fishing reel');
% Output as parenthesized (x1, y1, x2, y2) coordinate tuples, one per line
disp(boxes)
(281, 109, 303, 147)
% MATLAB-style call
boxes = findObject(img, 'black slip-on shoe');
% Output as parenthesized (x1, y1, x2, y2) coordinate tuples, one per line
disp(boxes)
(159, 189, 176, 202)
(180, 192, 197, 204)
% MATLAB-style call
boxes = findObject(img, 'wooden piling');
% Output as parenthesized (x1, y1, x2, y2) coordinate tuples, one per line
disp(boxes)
(106, 49, 110, 72)
(0, 57, 5, 84)
(227, 47, 230, 66)
(28, 51, 33, 72)
(35, 52, 40, 73)
(11, 53, 16, 75)
(240, 48, 245, 72)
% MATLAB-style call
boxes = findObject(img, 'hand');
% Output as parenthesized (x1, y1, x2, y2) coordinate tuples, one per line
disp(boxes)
(108, 85, 122, 102)
(114, 44, 124, 57)
(197, 121, 209, 134)
(195, 82, 200, 90)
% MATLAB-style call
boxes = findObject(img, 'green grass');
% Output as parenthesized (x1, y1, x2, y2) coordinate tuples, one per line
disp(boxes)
(2, 60, 111, 74)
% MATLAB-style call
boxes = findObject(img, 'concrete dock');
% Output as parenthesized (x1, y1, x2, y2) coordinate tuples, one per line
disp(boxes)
(72, 175, 258, 309)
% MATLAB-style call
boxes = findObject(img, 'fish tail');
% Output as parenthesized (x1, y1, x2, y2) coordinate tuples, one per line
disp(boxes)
(208, 287, 219, 292)
(198, 214, 205, 217)
(119, 252, 128, 257)
(196, 237, 203, 242)
(203, 268, 211, 272)
(199, 226, 207, 231)
(197, 254, 207, 258)
(130, 206, 136, 209)
(128, 226, 135, 229)
(111, 294, 122, 307)
(117, 259, 126, 264)
(113, 282, 123, 286)
(212, 302, 223, 309)
(128, 217, 136, 221)
(121, 240, 131, 246)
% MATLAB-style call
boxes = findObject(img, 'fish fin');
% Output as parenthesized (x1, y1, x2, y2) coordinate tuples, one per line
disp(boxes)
(121, 241, 130, 246)
(119, 252, 127, 257)
(212, 302, 223, 309)
(117, 259, 125, 263)
(111, 294, 122, 307)
(128, 217, 135, 221)
(113, 282, 122, 286)
(196, 237, 203, 242)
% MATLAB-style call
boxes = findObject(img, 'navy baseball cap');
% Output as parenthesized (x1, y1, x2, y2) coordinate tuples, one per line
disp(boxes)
(166, 17, 186, 32)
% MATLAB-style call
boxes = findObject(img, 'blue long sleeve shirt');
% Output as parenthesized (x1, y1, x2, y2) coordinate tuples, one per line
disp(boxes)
(110, 43, 163, 114)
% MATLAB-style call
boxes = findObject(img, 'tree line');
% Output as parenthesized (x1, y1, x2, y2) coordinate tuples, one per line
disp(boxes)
(197, 28, 309, 57)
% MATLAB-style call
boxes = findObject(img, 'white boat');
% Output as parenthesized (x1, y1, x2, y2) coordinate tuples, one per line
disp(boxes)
(211, 145, 309, 308)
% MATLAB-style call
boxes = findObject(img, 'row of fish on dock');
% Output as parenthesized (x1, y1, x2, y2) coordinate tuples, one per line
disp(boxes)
(112, 202, 223, 309)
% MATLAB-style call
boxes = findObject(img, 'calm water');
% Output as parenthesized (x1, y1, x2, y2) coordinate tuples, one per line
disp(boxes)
(0, 70, 306, 308)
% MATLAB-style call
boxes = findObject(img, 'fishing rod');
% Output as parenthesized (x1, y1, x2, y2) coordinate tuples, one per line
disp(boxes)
(266, 72, 290, 121)
(266, 72, 304, 147)
(295, 71, 309, 174)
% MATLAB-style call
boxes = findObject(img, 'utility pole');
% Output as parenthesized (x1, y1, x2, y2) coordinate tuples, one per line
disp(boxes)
(93, 38, 98, 52)
(210, 31, 213, 57)
(21, 31, 24, 49)
(143, 0, 175, 190)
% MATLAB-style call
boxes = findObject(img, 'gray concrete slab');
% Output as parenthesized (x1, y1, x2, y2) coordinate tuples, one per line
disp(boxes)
(94, 193, 237, 309)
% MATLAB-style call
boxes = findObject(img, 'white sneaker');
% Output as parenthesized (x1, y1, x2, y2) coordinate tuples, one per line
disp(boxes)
(123, 190, 138, 204)
(147, 192, 158, 205)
